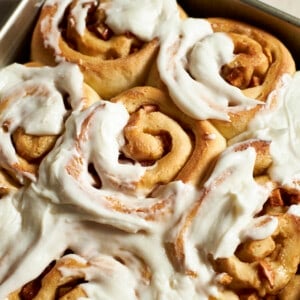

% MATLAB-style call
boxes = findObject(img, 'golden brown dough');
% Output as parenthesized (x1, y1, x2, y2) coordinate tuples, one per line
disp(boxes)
(0, 168, 19, 197)
(8, 256, 88, 300)
(211, 183, 300, 299)
(207, 18, 296, 139)
(111, 86, 226, 190)
(31, 0, 160, 99)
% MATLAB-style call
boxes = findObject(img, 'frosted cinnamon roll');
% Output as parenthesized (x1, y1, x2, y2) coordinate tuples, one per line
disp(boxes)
(147, 16, 295, 139)
(8, 251, 152, 300)
(212, 187, 300, 299)
(34, 86, 225, 232)
(207, 18, 296, 138)
(0, 62, 100, 184)
(165, 141, 274, 297)
(111, 86, 226, 188)
(31, 0, 160, 99)
(230, 71, 300, 191)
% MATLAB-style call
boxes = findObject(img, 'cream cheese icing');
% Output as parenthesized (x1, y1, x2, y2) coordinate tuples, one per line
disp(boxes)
(100, 0, 180, 41)
(241, 215, 279, 241)
(41, 0, 72, 60)
(34, 100, 200, 233)
(70, 0, 97, 36)
(287, 204, 300, 217)
(231, 72, 300, 189)
(194, 146, 272, 259)
(168, 145, 272, 265)
(0, 62, 84, 182)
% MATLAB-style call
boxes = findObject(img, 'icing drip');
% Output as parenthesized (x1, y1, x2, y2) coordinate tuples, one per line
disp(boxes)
(231, 72, 300, 189)
(0, 62, 84, 182)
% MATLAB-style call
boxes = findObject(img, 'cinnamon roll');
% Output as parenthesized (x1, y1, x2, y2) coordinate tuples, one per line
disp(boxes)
(111, 86, 226, 189)
(31, 0, 160, 99)
(207, 17, 296, 138)
(147, 16, 295, 139)
(8, 251, 152, 300)
(212, 188, 300, 298)
(165, 137, 300, 299)
(0, 62, 100, 184)
(0, 0, 299, 299)
(230, 71, 300, 190)
(165, 141, 275, 292)
(34, 86, 225, 232)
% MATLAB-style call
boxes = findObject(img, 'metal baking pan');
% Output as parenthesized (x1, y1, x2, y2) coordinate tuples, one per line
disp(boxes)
(0, 0, 45, 67)
(0, 0, 299, 67)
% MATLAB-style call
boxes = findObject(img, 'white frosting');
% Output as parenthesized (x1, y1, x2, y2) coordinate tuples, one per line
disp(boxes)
(231, 72, 300, 189)
(169, 145, 272, 265)
(0, 187, 63, 295)
(58, 254, 139, 300)
(287, 204, 300, 217)
(40, 0, 260, 120)
(41, 0, 72, 59)
(70, 0, 96, 36)
(0, 193, 22, 256)
(0, 62, 84, 182)
(157, 22, 261, 121)
(195, 146, 271, 258)
(101, 0, 180, 41)
(241, 215, 278, 241)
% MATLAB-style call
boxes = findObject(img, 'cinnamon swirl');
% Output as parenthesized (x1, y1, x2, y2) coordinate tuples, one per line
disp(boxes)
(207, 17, 296, 138)
(213, 192, 300, 298)
(8, 252, 152, 300)
(147, 16, 295, 139)
(31, 0, 160, 99)
(0, 62, 100, 184)
(163, 142, 278, 298)
(32, 86, 225, 232)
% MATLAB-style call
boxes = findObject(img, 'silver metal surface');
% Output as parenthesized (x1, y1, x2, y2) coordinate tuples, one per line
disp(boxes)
(0, 1, 20, 29)
(243, 0, 300, 26)
(0, 0, 45, 67)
